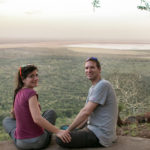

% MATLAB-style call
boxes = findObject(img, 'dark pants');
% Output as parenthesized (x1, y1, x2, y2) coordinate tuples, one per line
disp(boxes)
(2, 109, 56, 150)
(56, 127, 103, 148)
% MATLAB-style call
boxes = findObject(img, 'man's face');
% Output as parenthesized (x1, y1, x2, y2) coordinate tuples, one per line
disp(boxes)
(85, 61, 100, 81)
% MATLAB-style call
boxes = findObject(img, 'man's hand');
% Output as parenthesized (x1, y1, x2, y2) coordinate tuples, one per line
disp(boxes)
(56, 130, 71, 143)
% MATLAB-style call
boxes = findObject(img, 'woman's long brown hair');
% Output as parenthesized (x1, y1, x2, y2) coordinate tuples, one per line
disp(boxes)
(13, 64, 38, 106)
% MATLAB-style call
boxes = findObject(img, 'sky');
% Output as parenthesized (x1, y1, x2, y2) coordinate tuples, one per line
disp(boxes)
(0, 0, 150, 42)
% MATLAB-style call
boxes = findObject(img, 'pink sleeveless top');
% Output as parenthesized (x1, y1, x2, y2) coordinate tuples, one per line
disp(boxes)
(14, 88, 44, 139)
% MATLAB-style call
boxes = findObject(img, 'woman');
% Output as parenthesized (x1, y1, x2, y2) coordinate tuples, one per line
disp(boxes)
(2, 64, 71, 150)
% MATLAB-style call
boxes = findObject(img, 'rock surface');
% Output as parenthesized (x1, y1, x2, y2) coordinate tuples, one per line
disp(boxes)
(0, 136, 150, 150)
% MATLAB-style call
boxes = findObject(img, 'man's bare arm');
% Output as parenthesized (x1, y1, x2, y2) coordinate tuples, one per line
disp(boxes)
(67, 101, 98, 131)
(76, 118, 88, 129)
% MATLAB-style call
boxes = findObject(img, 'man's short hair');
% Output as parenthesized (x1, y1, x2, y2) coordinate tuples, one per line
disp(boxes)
(86, 57, 101, 69)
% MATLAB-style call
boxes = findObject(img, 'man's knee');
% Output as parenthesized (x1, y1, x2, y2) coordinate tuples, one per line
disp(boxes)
(56, 133, 80, 148)
(56, 137, 66, 147)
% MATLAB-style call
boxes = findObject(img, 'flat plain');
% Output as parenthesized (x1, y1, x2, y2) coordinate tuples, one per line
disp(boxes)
(0, 41, 150, 140)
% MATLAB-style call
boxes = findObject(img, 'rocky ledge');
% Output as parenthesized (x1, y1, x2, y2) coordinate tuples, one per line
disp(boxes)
(0, 136, 150, 150)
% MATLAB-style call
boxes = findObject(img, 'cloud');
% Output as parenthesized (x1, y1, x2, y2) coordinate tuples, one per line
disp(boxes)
(24, 10, 42, 15)
(0, 0, 6, 4)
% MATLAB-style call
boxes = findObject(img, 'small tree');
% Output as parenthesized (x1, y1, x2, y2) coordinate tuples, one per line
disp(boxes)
(137, 0, 150, 11)
(92, 0, 100, 11)
(107, 73, 150, 117)
(92, 0, 150, 12)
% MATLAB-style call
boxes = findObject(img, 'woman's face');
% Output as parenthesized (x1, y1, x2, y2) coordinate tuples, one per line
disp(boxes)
(23, 69, 39, 88)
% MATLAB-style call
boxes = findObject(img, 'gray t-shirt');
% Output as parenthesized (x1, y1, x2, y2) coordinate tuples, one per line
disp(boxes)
(87, 79, 118, 147)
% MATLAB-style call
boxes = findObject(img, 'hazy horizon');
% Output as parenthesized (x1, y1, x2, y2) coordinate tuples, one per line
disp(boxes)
(0, 0, 150, 42)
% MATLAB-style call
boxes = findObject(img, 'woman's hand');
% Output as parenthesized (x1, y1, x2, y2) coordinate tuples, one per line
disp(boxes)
(56, 130, 71, 143)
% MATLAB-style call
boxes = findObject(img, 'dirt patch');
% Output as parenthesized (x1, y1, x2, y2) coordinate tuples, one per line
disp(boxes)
(67, 47, 150, 57)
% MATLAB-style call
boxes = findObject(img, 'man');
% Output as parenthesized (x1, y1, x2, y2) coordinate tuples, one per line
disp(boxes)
(56, 57, 118, 148)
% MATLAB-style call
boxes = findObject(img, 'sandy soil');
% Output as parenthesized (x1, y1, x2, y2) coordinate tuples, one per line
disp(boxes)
(0, 41, 67, 49)
(0, 41, 85, 49)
